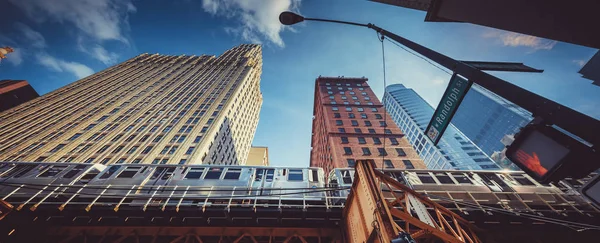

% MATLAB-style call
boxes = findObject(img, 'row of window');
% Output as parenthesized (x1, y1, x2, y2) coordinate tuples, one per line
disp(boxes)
(342, 147, 407, 157)
(340, 137, 399, 145)
(346, 159, 414, 169)
(332, 107, 378, 112)
(335, 120, 387, 127)
(334, 113, 383, 119)
(337, 128, 392, 134)
(324, 82, 363, 87)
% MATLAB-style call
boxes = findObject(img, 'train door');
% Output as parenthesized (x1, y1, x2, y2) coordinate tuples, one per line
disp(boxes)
(252, 168, 274, 196)
(478, 173, 515, 192)
(146, 167, 176, 193)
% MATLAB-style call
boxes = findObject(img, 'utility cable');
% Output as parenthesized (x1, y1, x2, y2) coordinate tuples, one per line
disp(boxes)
(378, 31, 389, 167)
(385, 38, 452, 75)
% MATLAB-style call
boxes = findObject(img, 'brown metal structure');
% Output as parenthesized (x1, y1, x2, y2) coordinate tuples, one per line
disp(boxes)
(343, 160, 481, 243)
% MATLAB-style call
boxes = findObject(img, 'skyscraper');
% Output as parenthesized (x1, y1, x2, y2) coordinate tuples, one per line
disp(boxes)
(0, 80, 39, 112)
(384, 84, 500, 170)
(0, 44, 263, 165)
(451, 84, 532, 157)
(310, 77, 425, 174)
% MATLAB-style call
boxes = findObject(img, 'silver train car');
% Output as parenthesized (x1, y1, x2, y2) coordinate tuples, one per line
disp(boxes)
(0, 162, 327, 210)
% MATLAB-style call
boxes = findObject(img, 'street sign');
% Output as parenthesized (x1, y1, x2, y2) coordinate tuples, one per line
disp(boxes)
(425, 73, 472, 145)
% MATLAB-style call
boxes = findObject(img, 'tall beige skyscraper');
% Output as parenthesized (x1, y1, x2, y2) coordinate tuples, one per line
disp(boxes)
(0, 44, 263, 165)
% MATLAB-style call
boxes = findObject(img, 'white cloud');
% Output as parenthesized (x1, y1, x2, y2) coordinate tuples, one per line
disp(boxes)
(573, 59, 587, 67)
(9, 0, 135, 43)
(36, 53, 94, 79)
(483, 30, 557, 51)
(14, 22, 46, 48)
(202, 0, 300, 47)
(77, 38, 119, 65)
(4, 47, 23, 66)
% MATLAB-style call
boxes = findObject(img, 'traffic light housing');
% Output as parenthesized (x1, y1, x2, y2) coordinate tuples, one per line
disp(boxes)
(506, 120, 598, 183)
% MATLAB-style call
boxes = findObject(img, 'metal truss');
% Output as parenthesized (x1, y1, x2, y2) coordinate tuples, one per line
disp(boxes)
(344, 160, 481, 243)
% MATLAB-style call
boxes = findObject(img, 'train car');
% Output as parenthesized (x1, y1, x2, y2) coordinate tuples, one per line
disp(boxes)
(0, 162, 105, 196)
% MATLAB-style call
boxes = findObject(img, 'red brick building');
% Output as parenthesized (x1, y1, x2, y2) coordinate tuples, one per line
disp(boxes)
(0, 80, 39, 112)
(310, 76, 425, 175)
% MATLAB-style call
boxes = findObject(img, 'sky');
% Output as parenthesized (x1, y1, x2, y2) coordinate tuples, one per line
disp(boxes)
(0, 0, 598, 167)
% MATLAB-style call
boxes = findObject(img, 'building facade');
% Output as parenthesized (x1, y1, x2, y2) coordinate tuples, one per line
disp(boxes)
(0, 80, 39, 112)
(0, 44, 263, 165)
(245, 146, 269, 166)
(451, 84, 532, 158)
(384, 84, 500, 170)
(310, 77, 425, 174)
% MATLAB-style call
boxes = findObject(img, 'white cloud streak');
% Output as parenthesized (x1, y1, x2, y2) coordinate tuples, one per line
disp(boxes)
(201, 0, 300, 47)
(483, 30, 557, 51)
(14, 22, 46, 48)
(573, 59, 587, 67)
(4, 47, 23, 66)
(36, 53, 94, 79)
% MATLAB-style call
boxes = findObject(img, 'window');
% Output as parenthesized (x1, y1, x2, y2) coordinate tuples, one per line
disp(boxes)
(204, 168, 223, 179)
(127, 146, 139, 154)
(185, 146, 195, 155)
(384, 160, 394, 168)
(345, 107, 352, 111)
(390, 138, 399, 145)
(125, 135, 136, 142)
(224, 168, 241, 180)
(177, 135, 187, 143)
(364, 121, 372, 126)
(368, 129, 376, 134)
(111, 134, 123, 142)
(288, 169, 303, 181)
(341, 96, 347, 100)
(347, 159, 356, 167)
(50, 144, 65, 152)
(375, 114, 383, 119)
(153, 135, 164, 142)
(357, 108, 364, 112)
(371, 108, 378, 112)
(142, 146, 153, 154)
(417, 173, 436, 184)
(362, 148, 371, 155)
(333, 113, 341, 118)
(338, 128, 346, 133)
(97, 145, 110, 153)
(396, 148, 407, 156)
(351, 120, 358, 126)
(84, 158, 95, 163)
(179, 159, 187, 164)
(117, 166, 141, 178)
(327, 91, 333, 94)
(100, 158, 111, 165)
(168, 146, 177, 154)
(336, 120, 343, 126)
(83, 124, 96, 131)
(139, 135, 149, 142)
(354, 128, 362, 133)
(163, 126, 173, 133)
(62, 165, 86, 178)
(403, 160, 415, 169)
(352, 96, 357, 100)
(132, 159, 141, 164)
(435, 173, 455, 184)
(384, 129, 392, 134)
(348, 113, 355, 118)
(379, 121, 387, 127)
(112, 146, 124, 153)
(378, 148, 388, 156)
(185, 168, 205, 179)
(38, 165, 67, 177)
(68, 133, 82, 141)
(358, 137, 366, 144)
(194, 136, 202, 143)
(373, 137, 381, 144)
(344, 147, 352, 155)
(332, 107, 339, 111)
(341, 137, 349, 144)
(513, 174, 536, 186)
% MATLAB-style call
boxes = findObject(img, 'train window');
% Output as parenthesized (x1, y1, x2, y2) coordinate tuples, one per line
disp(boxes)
(451, 173, 472, 184)
(288, 169, 303, 181)
(266, 169, 274, 182)
(435, 173, 455, 184)
(341, 170, 353, 184)
(62, 165, 87, 178)
(100, 166, 121, 179)
(512, 174, 536, 186)
(204, 168, 223, 179)
(1, 165, 34, 178)
(185, 168, 205, 179)
(80, 169, 100, 180)
(311, 170, 319, 182)
(38, 165, 68, 177)
(255, 169, 264, 181)
(117, 166, 142, 178)
(417, 173, 436, 184)
(224, 168, 241, 180)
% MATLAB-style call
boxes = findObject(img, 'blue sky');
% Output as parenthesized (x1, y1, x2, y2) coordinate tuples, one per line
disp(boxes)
(1, 0, 598, 167)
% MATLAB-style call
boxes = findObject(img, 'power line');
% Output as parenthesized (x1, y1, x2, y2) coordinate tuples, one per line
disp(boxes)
(385, 38, 452, 75)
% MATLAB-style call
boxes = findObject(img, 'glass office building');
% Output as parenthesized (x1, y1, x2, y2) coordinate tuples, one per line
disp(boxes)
(384, 84, 500, 170)
(451, 84, 532, 157)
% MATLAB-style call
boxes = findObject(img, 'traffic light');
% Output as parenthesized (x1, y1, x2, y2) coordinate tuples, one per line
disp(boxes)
(581, 174, 600, 210)
(506, 119, 599, 183)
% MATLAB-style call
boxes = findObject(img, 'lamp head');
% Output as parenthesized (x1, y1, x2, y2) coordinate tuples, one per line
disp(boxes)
(279, 11, 304, 25)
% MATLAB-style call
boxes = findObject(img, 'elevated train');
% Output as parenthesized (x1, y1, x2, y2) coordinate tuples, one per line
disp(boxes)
(0, 162, 594, 214)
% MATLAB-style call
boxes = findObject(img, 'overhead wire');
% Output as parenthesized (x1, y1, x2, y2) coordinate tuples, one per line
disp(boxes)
(384, 38, 452, 75)
(378, 31, 389, 167)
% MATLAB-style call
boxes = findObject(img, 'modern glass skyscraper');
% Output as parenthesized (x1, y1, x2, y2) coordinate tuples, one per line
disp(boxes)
(384, 84, 500, 170)
(0, 44, 263, 165)
(451, 84, 532, 157)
